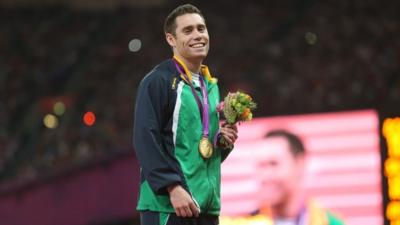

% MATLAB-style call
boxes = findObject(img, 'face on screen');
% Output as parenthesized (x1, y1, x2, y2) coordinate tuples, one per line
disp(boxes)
(259, 137, 305, 207)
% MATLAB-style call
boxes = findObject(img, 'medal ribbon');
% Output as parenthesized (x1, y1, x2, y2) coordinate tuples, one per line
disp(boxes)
(296, 206, 306, 225)
(173, 58, 210, 138)
(262, 203, 306, 225)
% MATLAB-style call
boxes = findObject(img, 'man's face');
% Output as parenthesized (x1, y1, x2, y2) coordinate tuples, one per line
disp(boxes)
(259, 137, 304, 207)
(166, 13, 209, 62)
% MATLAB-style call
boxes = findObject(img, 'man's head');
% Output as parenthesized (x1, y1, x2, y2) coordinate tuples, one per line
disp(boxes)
(164, 4, 209, 63)
(259, 130, 306, 208)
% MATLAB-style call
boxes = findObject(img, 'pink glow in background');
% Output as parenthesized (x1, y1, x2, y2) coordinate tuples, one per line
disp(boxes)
(221, 110, 382, 225)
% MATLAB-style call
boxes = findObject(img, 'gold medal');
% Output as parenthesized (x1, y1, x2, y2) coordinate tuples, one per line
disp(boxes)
(199, 136, 213, 159)
(173, 57, 214, 159)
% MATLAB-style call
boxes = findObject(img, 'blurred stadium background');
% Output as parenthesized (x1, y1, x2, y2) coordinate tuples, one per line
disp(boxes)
(0, 0, 399, 224)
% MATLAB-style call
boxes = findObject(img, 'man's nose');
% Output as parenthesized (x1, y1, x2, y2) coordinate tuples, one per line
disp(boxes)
(192, 29, 203, 40)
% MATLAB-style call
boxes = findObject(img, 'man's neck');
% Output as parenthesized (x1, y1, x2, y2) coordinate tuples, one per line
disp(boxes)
(174, 54, 202, 74)
(271, 193, 304, 219)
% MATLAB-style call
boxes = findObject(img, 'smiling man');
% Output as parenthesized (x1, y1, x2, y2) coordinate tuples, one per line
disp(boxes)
(133, 4, 238, 225)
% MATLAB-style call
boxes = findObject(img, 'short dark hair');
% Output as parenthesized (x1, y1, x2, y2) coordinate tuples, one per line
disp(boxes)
(164, 4, 204, 36)
(265, 130, 305, 157)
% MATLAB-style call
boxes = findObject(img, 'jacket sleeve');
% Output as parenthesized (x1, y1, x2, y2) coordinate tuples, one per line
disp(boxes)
(221, 144, 234, 162)
(213, 85, 234, 162)
(214, 131, 234, 162)
(133, 73, 183, 195)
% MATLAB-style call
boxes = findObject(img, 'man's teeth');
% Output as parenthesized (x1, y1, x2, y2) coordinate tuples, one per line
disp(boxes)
(192, 43, 204, 48)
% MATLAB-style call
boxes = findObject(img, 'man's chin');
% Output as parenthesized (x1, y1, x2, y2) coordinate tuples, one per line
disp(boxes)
(260, 197, 282, 207)
(188, 54, 207, 61)
(260, 191, 284, 206)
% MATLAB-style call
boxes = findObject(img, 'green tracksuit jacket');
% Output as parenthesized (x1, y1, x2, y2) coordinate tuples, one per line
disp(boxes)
(133, 59, 232, 215)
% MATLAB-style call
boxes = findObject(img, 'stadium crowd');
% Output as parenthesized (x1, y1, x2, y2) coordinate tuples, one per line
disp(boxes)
(0, 0, 399, 187)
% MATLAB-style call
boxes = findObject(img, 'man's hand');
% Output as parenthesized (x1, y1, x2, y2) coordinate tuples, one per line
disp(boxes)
(220, 122, 238, 145)
(167, 184, 200, 218)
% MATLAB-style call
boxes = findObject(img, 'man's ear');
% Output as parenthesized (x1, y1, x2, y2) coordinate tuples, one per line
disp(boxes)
(295, 155, 307, 175)
(166, 33, 176, 48)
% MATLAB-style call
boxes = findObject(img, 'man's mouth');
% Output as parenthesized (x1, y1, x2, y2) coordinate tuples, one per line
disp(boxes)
(190, 43, 206, 48)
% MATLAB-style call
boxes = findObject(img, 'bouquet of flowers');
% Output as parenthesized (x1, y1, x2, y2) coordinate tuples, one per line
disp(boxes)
(216, 91, 257, 124)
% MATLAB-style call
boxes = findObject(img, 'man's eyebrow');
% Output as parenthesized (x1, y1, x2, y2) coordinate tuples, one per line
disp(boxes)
(181, 23, 206, 31)
(181, 25, 194, 31)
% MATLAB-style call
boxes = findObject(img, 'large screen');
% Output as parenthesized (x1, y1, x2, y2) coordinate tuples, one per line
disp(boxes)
(220, 110, 382, 225)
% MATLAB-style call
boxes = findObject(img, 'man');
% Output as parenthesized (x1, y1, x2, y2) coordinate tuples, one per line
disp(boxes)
(133, 4, 238, 225)
(254, 130, 344, 225)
